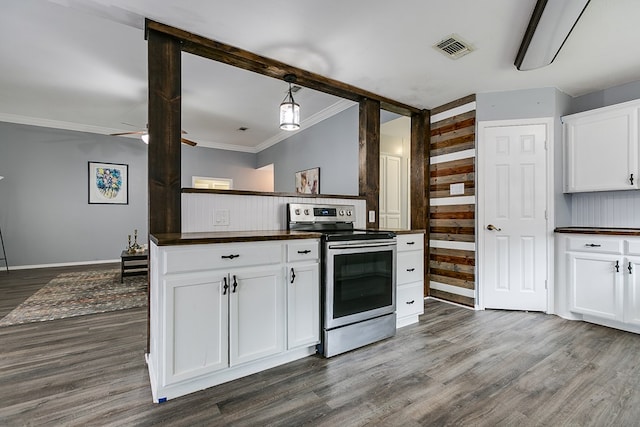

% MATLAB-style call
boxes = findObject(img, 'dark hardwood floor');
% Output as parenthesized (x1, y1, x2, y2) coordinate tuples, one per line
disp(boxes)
(1, 265, 640, 426)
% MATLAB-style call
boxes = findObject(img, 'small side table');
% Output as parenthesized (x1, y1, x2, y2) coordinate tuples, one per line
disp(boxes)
(120, 250, 148, 283)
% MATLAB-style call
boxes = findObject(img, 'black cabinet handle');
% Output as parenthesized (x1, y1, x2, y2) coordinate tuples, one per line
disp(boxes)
(232, 275, 238, 293)
(631, 174, 635, 185)
(406, 300, 415, 305)
(407, 268, 415, 272)
(585, 244, 601, 247)
(221, 254, 240, 260)
(290, 268, 296, 283)
(297, 249, 311, 254)
(223, 277, 229, 295)
(406, 241, 415, 245)
(629, 262, 633, 274)
(615, 260, 620, 273)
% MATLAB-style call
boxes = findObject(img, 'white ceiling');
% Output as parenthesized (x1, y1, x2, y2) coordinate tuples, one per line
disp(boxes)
(2, 0, 640, 152)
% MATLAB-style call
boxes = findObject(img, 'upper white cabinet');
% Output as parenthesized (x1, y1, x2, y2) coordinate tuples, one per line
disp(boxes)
(563, 99, 640, 193)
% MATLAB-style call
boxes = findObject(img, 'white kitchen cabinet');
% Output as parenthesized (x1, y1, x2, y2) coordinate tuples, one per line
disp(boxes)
(148, 238, 319, 403)
(286, 263, 320, 349)
(624, 256, 640, 326)
(163, 272, 228, 386)
(229, 265, 285, 366)
(286, 240, 320, 349)
(557, 233, 640, 334)
(395, 232, 425, 328)
(568, 252, 622, 321)
(563, 99, 640, 193)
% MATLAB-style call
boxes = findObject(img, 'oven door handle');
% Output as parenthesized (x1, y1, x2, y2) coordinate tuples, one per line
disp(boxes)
(327, 241, 397, 250)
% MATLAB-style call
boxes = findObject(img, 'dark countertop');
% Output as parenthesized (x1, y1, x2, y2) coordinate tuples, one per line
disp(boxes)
(150, 230, 323, 246)
(151, 228, 426, 246)
(555, 227, 640, 236)
(380, 229, 426, 235)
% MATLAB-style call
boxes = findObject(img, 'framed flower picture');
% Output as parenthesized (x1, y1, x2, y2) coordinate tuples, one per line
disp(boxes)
(88, 161, 128, 204)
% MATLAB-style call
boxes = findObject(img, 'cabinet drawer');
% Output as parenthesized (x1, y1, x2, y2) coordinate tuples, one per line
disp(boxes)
(397, 251, 424, 285)
(626, 239, 640, 256)
(567, 237, 623, 254)
(396, 233, 424, 252)
(287, 240, 319, 262)
(161, 242, 283, 274)
(397, 282, 424, 319)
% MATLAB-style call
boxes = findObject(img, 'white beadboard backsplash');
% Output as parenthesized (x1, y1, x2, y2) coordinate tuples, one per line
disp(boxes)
(571, 192, 640, 227)
(182, 193, 367, 232)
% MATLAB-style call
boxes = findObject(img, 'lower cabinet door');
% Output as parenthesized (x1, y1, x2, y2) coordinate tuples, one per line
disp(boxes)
(287, 262, 320, 349)
(163, 272, 229, 386)
(229, 265, 285, 366)
(568, 253, 623, 321)
(624, 257, 640, 326)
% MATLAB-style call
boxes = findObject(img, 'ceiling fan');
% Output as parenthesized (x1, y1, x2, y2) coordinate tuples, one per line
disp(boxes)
(110, 125, 197, 146)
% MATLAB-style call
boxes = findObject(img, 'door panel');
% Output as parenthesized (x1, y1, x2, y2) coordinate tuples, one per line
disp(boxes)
(481, 123, 548, 311)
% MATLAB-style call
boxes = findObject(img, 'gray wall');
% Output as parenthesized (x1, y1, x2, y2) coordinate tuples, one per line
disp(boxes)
(0, 122, 276, 267)
(569, 80, 640, 114)
(181, 146, 273, 191)
(257, 104, 359, 195)
(0, 122, 148, 267)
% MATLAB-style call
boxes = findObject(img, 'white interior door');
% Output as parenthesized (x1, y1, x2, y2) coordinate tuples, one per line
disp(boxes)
(480, 123, 548, 311)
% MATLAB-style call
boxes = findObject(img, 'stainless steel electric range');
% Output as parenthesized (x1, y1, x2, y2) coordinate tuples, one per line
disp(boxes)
(287, 203, 397, 357)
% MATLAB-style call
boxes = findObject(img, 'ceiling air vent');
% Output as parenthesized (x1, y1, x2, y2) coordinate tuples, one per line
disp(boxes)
(433, 34, 473, 59)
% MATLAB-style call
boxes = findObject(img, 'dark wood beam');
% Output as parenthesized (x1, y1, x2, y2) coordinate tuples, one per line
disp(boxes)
(145, 19, 420, 117)
(410, 110, 431, 296)
(359, 99, 381, 228)
(147, 29, 182, 235)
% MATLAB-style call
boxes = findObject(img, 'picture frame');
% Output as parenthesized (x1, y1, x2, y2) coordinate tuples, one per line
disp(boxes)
(88, 161, 128, 204)
(295, 167, 320, 195)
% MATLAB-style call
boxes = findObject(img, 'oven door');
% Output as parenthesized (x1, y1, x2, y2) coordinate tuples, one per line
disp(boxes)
(324, 239, 396, 330)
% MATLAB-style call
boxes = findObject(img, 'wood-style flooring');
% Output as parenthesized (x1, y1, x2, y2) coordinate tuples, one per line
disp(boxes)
(1, 265, 640, 426)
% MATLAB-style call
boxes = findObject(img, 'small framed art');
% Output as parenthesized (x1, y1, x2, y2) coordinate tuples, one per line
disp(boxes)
(88, 161, 128, 204)
(295, 167, 319, 194)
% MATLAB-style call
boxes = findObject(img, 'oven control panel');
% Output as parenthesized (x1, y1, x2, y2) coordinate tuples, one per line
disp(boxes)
(288, 203, 355, 223)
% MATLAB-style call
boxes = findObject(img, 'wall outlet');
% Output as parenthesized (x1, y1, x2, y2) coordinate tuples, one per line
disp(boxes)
(214, 209, 230, 226)
(368, 210, 376, 223)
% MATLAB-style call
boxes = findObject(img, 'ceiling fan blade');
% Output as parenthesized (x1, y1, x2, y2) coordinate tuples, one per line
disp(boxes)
(110, 131, 144, 136)
(181, 137, 197, 146)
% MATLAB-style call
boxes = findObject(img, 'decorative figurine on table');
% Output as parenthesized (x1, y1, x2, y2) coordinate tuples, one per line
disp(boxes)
(126, 229, 145, 253)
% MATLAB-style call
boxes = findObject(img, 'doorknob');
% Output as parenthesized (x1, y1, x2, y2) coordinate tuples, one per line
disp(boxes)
(486, 224, 501, 231)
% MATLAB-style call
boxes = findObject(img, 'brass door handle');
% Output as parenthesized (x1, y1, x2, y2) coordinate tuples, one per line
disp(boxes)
(486, 224, 501, 231)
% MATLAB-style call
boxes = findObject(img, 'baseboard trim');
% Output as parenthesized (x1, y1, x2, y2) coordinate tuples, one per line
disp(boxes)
(426, 296, 476, 311)
(7, 259, 120, 271)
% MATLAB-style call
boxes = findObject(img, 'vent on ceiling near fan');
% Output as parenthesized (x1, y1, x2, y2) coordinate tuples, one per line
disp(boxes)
(433, 34, 473, 59)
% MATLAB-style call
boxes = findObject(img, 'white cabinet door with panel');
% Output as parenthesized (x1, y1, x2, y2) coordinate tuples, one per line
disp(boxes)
(568, 252, 623, 321)
(624, 257, 640, 326)
(286, 240, 320, 349)
(162, 271, 228, 387)
(229, 265, 285, 366)
(563, 100, 640, 192)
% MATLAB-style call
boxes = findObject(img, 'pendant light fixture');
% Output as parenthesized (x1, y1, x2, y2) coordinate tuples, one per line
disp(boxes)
(279, 74, 300, 131)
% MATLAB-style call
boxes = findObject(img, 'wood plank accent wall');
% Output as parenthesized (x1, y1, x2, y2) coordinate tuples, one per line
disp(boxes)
(429, 95, 476, 307)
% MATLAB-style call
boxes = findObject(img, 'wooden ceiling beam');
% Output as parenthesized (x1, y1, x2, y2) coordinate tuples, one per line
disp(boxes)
(145, 19, 421, 116)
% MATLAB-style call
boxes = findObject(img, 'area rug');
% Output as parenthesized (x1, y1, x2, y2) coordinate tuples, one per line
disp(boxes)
(0, 269, 147, 327)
